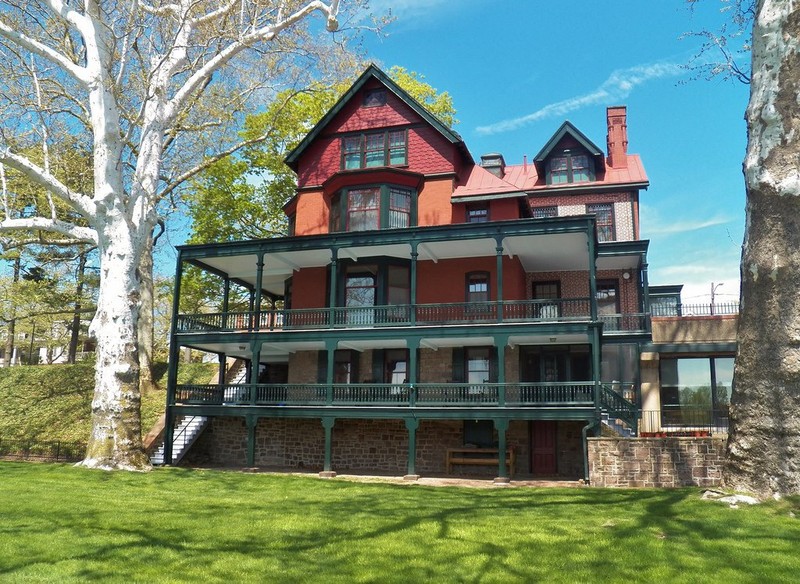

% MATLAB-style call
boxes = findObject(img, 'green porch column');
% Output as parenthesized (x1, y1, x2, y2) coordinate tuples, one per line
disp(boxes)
(587, 226, 598, 321)
(408, 338, 420, 407)
(410, 243, 418, 326)
(329, 248, 339, 327)
(245, 415, 257, 467)
(494, 418, 510, 484)
(250, 340, 263, 404)
(320, 417, 336, 478)
(217, 353, 226, 387)
(163, 251, 185, 466)
(592, 324, 602, 424)
(404, 418, 420, 480)
(325, 339, 337, 406)
(222, 277, 230, 329)
(495, 238, 504, 323)
(253, 253, 265, 331)
(641, 258, 651, 332)
(496, 335, 508, 407)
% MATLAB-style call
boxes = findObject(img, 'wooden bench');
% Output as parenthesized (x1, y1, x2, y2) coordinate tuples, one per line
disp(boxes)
(446, 447, 516, 478)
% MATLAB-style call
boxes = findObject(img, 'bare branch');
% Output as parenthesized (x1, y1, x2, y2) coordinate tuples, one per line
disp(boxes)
(0, 16, 88, 86)
(166, 0, 341, 121)
(0, 216, 96, 244)
(0, 148, 95, 218)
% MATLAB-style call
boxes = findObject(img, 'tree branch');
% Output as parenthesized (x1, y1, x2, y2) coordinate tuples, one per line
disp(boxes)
(166, 0, 341, 122)
(0, 217, 97, 244)
(0, 16, 88, 86)
(0, 148, 95, 218)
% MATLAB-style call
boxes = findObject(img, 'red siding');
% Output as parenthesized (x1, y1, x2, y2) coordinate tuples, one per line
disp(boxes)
(292, 267, 328, 309)
(417, 256, 528, 304)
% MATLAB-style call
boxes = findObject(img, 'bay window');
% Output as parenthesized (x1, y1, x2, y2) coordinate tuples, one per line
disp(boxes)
(330, 185, 415, 232)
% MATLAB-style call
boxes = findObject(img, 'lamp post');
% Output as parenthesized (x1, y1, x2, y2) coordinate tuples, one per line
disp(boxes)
(711, 282, 724, 315)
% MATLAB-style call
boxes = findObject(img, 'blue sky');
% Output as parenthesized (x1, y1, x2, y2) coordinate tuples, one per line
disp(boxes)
(361, 0, 749, 304)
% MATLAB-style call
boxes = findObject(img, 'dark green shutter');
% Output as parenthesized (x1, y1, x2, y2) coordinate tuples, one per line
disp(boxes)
(452, 348, 465, 383)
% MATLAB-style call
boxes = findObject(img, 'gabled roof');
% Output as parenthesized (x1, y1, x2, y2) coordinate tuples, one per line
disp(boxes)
(533, 120, 605, 171)
(285, 64, 472, 171)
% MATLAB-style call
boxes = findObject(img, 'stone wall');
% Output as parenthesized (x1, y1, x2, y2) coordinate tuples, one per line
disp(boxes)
(588, 437, 726, 487)
(185, 416, 589, 479)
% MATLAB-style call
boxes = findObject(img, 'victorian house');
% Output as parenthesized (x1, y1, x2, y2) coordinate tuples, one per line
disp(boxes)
(160, 65, 733, 481)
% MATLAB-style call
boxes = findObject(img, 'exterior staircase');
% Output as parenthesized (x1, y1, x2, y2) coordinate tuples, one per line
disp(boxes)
(150, 415, 208, 465)
(599, 383, 638, 437)
(147, 358, 247, 465)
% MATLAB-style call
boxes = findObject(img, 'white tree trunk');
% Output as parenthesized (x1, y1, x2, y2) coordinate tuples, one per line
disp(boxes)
(79, 213, 150, 470)
(724, 0, 800, 497)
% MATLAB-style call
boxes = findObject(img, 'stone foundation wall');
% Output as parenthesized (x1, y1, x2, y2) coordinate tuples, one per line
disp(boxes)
(184, 416, 584, 479)
(588, 437, 726, 487)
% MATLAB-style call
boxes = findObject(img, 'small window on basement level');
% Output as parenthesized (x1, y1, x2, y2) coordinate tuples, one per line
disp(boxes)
(363, 88, 386, 107)
(466, 204, 489, 223)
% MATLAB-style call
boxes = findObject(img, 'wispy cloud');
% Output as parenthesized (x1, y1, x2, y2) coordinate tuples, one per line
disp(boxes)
(646, 216, 733, 236)
(475, 62, 682, 136)
(367, 0, 453, 20)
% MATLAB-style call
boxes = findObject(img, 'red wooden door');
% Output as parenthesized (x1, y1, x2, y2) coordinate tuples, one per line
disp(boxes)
(531, 421, 557, 475)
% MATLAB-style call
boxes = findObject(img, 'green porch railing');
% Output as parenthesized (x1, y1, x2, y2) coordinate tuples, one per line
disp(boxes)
(174, 297, 644, 334)
(174, 381, 601, 408)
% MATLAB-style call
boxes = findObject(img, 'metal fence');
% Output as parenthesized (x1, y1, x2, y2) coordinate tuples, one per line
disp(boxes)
(0, 438, 86, 462)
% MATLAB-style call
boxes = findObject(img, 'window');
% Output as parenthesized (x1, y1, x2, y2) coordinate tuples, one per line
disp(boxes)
(659, 357, 732, 428)
(466, 204, 489, 223)
(287, 214, 296, 236)
(466, 272, 490, 303)
(532, 206, 558, 219)
(532, 281, 560, 319)
(385, 349, 408, 385)
(347, 188, 380, 231)
(464, 420, 494, 448)
(546, 151, 594, 184)
(345, 267, 377, 325)
(334, 350, 360, 384)
(341, 130, 407, 169)
(588, 203, 615, 242)
(596, 280, 620, 330)
(363, 88, 386, 107)
(466, 347, 491, 393)
(331, 185, 415, 232)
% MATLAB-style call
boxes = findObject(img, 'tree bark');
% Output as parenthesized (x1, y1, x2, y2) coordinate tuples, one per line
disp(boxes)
(78, 215, 150, 470)
(724, 0, 800, 497)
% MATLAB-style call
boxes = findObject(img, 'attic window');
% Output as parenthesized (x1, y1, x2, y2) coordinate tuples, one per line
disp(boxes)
(547, 151, 593, 185)
(363, 89, 386, 107)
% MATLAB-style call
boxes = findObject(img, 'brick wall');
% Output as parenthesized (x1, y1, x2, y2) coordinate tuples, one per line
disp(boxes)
(588, 437, 726, 487)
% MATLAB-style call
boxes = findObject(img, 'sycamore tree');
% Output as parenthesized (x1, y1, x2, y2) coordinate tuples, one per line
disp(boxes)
(724, 0, 800, 497)
(0, 0, 364, 470)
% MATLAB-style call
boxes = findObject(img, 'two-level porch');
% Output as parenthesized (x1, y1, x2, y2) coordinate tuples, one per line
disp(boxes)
(165, 217, 647, 479)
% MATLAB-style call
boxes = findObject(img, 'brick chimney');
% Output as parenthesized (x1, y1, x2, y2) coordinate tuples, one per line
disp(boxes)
(606, 106, 628, 169)
(480, 153, 506, 178)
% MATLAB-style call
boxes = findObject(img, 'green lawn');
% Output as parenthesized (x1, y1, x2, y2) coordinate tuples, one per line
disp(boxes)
(1, 463, 799, 583)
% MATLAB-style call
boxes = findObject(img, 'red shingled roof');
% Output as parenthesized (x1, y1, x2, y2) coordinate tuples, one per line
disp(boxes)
(452, 154, 648, 201)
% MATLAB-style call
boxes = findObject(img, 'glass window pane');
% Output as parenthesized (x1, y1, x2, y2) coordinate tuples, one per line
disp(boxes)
(713, 357, 734, 406)
(388, 131, 407, 165)
(364, 133, 385, 167)
(388, 188, 411, 228)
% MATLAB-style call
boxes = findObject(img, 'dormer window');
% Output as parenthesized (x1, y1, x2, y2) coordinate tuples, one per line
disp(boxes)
(547, 151, 593, 185)
(342, 130, 408, 170)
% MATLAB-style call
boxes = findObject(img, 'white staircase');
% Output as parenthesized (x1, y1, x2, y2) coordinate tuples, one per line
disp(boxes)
(150, 415, 209, 465)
